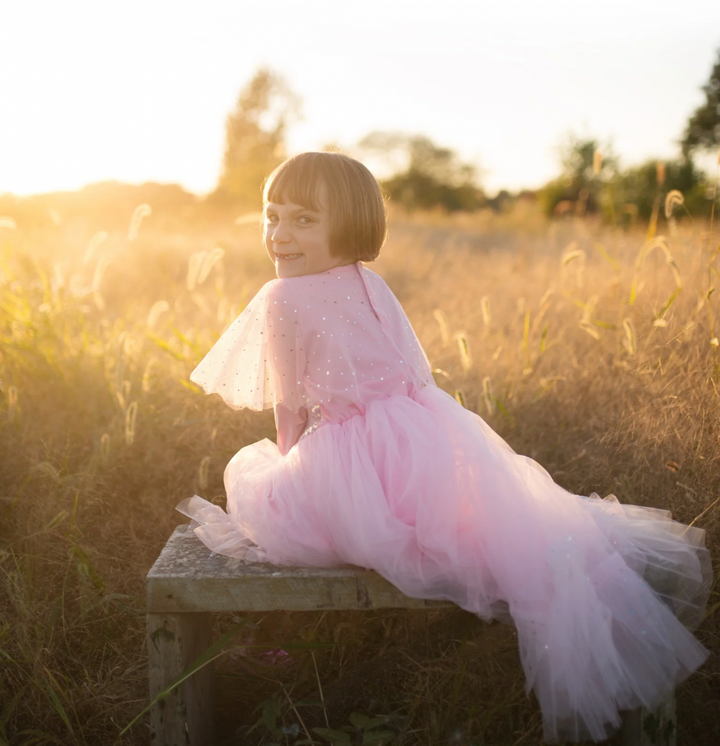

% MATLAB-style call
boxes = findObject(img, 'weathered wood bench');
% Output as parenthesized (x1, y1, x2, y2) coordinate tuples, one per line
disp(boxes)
(147, 525, 677, 746)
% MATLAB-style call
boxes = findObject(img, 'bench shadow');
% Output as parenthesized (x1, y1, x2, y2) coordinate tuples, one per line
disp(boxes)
(212, 607, 627, 746)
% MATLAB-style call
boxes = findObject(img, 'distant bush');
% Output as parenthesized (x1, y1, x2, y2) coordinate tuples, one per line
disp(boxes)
(608, 158, 712, 223)
(0, 181, 198, 233)
(538, 136, 618, 218)
(539, 134, 717, 224)
(358, 132, 485, 213)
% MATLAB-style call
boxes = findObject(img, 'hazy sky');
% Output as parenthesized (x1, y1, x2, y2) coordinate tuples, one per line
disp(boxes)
(1, 0, 719, 196)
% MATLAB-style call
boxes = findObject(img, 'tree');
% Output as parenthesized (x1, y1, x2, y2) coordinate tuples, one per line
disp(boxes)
(610, 158, 708, 222)
(541, 135, 711, 224)
(538, 135, 618, 218)
(681, 48, 720, 155)
(358, 132, 484, 212)
(212, 68, 300, 209)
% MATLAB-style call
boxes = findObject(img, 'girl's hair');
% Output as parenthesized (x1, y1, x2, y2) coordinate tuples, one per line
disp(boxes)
(263, 152, 387, 262)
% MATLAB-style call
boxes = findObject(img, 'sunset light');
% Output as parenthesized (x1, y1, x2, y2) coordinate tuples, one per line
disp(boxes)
(2, 2, 720, 744)
(2, 0, 719, 196)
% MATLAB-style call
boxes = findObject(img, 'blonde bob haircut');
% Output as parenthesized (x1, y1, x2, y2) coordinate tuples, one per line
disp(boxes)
(263, 152, 387, 262)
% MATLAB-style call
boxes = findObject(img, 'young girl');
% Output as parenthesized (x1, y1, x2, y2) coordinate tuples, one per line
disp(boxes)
(177, 152, 712, 744)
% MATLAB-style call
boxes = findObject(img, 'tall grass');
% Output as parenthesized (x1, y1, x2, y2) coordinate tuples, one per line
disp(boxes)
(0, 198, 718, 745)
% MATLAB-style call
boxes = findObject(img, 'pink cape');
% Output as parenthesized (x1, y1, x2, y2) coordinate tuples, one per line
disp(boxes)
(178, 262, 711, 743)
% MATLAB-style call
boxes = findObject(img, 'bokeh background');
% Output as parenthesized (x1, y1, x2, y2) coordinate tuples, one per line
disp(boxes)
(1, 2, 719, 744)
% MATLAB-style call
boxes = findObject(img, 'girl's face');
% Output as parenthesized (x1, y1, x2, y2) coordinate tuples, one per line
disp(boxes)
(263, 184, 353, 279)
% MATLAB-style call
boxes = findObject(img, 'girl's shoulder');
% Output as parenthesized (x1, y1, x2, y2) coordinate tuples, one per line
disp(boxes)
(261, 264, 367, 305)
(252, 264, 401, 330)
(356, 264, 393, 293)
(250, 275, 313, 306)
(259, 275, 321, 315)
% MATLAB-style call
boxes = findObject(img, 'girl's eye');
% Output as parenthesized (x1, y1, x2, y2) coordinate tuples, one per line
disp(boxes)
(266, 214, 279, 224)
(297, 216, 313, 225)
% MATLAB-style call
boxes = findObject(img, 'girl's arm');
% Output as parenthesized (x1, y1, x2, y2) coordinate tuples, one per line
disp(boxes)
(274, 403, 309, 456)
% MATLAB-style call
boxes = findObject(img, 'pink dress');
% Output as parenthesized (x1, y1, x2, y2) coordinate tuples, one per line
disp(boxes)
(177, 261, 711, 743)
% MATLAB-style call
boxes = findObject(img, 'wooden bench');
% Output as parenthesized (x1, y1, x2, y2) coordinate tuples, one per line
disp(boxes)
(147, 525, 677, 746)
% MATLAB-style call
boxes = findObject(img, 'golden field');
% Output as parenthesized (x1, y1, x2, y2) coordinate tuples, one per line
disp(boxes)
(0, 198, 718, 745)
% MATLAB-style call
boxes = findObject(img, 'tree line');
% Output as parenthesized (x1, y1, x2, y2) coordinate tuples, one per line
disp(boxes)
(214, 53, 720, 220)
(1, 56, 717, 227)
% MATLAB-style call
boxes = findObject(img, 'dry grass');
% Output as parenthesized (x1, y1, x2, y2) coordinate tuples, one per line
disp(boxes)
(0, 199, 718, 745)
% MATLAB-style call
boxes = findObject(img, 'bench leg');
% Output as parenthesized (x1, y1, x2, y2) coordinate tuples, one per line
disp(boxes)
(148, 612, 215, 746)
(621, 692, 676, 746)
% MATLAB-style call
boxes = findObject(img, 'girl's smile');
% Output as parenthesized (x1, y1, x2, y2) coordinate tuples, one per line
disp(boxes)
(263, 184, 354, 278)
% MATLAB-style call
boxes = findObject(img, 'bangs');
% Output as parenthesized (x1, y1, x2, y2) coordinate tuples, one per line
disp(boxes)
(264, 156, 326, 210)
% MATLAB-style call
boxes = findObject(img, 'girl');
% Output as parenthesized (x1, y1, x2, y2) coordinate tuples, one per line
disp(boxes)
(177, 152, 712, 744)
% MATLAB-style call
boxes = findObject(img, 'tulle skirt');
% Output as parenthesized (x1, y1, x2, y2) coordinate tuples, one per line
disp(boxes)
(177, 386, 711, 743)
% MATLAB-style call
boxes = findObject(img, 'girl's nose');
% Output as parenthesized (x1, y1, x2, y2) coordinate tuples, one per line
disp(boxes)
(271, 221, 291, 243)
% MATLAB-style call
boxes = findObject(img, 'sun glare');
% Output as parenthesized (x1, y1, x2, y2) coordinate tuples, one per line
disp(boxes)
(1, 0, 719, 196)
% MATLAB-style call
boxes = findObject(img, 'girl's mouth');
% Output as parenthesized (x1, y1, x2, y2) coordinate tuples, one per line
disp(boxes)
(275, 252, 303, 261)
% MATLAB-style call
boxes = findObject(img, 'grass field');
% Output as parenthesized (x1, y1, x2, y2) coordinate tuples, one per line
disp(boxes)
(0, 197, 718, 745)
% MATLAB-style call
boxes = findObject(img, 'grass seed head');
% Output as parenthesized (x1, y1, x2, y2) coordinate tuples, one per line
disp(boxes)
(123, 335, 137, 360)
(540, 287, 555, 307)
(142, 357, 159, 393)
(622, 318, 637, 355)
(664, 190, 684, 219)
(580, 321, 601, 340)
(147, 300, 170, 330)
(187, 251, 206, 292)
(127, 204, 152, 241)
(581, 295, 599, 324)
(125, 401, 138, 446)
(433, 309, 450, 346)
(593, 150, 603, 176)
(91, 254, 114, 299)
(83, 231, 108, 264)
(482, 376, 495, 415)
(560, 242, 580, 265)
(198, 456, 211, 491)
(633, 237, 680, 289)
(456, 333, 472, 373)
(481, 296, 491, 327)
(198, 248, 225, 286)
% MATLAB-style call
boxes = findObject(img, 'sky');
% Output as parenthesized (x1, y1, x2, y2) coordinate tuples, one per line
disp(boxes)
(1, 0, 719, 197)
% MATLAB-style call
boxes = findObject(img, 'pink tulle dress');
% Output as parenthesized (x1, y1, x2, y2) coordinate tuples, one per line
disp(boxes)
(177, 261, 711, 743)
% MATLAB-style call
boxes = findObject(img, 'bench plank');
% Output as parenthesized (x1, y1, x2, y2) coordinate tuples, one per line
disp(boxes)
(147, 525, 453, 613)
